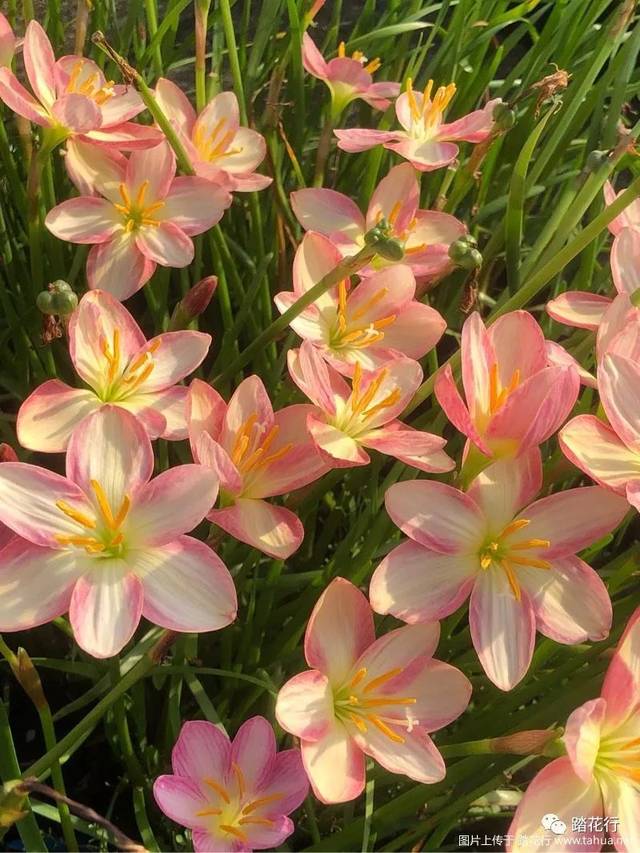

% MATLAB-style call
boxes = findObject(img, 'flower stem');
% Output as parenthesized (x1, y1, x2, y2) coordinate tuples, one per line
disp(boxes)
(194, 0, 212, 112)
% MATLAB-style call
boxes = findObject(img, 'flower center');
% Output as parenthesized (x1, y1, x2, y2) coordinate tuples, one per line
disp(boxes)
(54, 480, 131, 557)
(488, 363, 521, 416)
(334, 666, 417, 743)
(194, 764, 284, 845)
(193, 118, 243, 163)
(335, 362, 401, 436)
(330, 280, 396, 350)
(594, 729, 640, 784)
(113, 181, 165, 233)
(230, 412, 293, 480)
(98, 329, 162, 400)
(337, 41, 381, 74)
(478, 518, 551, 600)
(405, 77, 457, 138)
(65, 59, 116, 106)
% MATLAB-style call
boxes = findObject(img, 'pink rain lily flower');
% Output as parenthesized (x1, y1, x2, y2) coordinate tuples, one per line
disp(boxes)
(17, 290, 211, 452)
(288, 341, 454, 472)
(275, 577, 471, 803)
(274, 232, 446, 375)
(291, 163, 465, 282)
(507, 606, 640, 852)
(302, 33, 400, 113)
(0, 13, 16, 68)
(154, 717, 308, 852)
(155, 78, 271, 192)
(187, 376, 328, 559)
(560, 343, 640, 514)
(0, 406, 236, 658)
(0, 21, 161, 149)
(335, 77, 500, 171)
(435, 311, 580, 459)
(45, 141, 231, 300)
(371, 452, 627, 691)
(0, 443, 18, 551)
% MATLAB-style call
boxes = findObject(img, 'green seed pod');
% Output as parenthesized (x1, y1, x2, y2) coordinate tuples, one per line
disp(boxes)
(448, 238, 472, 262)
(375, 237, 405, 261)
(457, 248, 483, 270)
(493, 102, 515, 131)
(50, 289, 79, 315)
(50, 278, 73, 293)
(585, 149, 609, 172)
(36, 290, 55, 314)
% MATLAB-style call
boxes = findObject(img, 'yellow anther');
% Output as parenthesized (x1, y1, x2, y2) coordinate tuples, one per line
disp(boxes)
(349, 667, 368, 689)
(55, 501, 96, 530)
(361, 387, 401, 420)
(406, 77, 421, 121)
(203, 777, 230, 803)
(238, 817, 275, 827)
(363, 667, 403, 693)
(369, 715, 405, 743)
(338, 41, 346, 58)
(364, 57, 381, 74)
(233, 762, 246, 799)
(499, 517, 530, 538)
(508, 555, 552, 570)
(349, 713, 368, 733)
(241, 793, 284, 815)
(510, 538, 550, 551)
(195, 807, 222, 817)
(500, 560, 522, 601)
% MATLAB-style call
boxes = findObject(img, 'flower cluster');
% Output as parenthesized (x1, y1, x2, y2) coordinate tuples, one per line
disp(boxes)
(0, 11, 638, 853)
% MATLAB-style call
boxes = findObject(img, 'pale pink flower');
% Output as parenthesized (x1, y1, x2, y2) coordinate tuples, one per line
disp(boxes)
(18, 290, 211, 452)
(154, 717, 308, 852)
(507, 606, 640, 852)
(288, 341, 454, 472)
(0, 13, 16, 68)
(334, 77, 501, 171)
(154, 78, 271, 192)
(0, 21, 161, 149)
(435, 311, 580, 459)
(302, 33, 400, 113)
(275, 577, 471, 803)
(371, 452, 627, 691)
(45, 141, 231, 300)
(291, 163, 465, 281)
(274, 232, 446, 376)
(0, 443, 18, 551)
(187, 376, 328, 559)
(0, 406, 236, 658)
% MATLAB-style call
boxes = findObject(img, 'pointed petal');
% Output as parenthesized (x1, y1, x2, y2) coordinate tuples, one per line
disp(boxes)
(361, 424, 454, 473)
(601, 607, 640, 730)
(23, 21, 56, 108)
(45, 197, 120, 244)
(564, 698, 606, 783)
(230, 717, 275, 792)
(356, 725, 446, 784)
(135, 222, 194, 268)
(291, 187, 364, 243)
(0, 67, 51, 124)
(308, 414, 370, 467)
(132, 386, 190, 440)
(131, 330, 211, 392)
(17, 381, 99, 453)
(460, 312, 493, 417)
(292, 231, 343, 316)
(599, 776, 640, 853)
(193, 91, 240, 147)
(301, 721, 365, 804)
(304, 576, 375, 683)
(153, 775, 207, 828)
(69, 562, 143, 658)
(275, 670, 335, 742)
(50, 92, 101, 132)
(611, 228, 640, 296)
(154, 77, 197, 134)
(439, 100, 499, 142)
(162, 177, 231, 235)
(221, 375, 274, 451)
(357, 622, 441, 675)
(334, 127, 401, 153)
(63, 139, 128, 200)
(125, 141, 175, 202)
(469, 569, 536, 691)
(547, 291, 611, 331)
(434, 363, 493, 456)
(87, 233, 156, 301)
(400, 659, 472, 732)
(301, 33, 330, 79)
(172, 718, 231, 779)
(209, 499, 304, 559)
(559, 415, 640, 493)
(259, 749, 309, 815)
(384, 137, 459, 171)
(187, 378, 227, 448)
(599, 353, 640, 452)
(135, 536, 236, 631)
(489, 310, 547, 383)
(196, 433, 243, 495)
(466, 451, 542, 530)
(385, 480, 486, 554)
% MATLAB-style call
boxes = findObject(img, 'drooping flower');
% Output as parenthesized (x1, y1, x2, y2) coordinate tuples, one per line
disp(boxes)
(0, 406, 236, 658)
(45, 141, 231, 300)
(302, 33, 400, 114)
(434, 311, 580, 459)
(17, 290, 211, 451)
(154, 78, 271, 192)
(290, 163, 465, 282)
(153, 716, 309, 852)
(0, 13, 16, 68)
(275, 577, 471, 803)
(274, 232, 446, 375)
(507, 606, 640, 852)
(187, 376, 328, 559)
(0, 21, 161, 149)
(334, 77, 500, 171)
(288, 341, 454, 472)
(371, 453, 627, 691)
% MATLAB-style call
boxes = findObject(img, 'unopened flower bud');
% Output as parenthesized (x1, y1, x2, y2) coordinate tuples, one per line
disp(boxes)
(169, 276, 218, 331)
(490, 729, 560, 756)
(0, 443, 17, 463)
(492, 102, 515, 131)
(9, 648, 48, 711)
(585, 149, 609, 172)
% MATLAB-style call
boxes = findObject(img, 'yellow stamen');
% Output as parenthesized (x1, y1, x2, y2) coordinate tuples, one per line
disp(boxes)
(238, 817, 275, 827)
(500, 560, 522, 601)
(241, 793, 284, 815)
(349, 667, 368, 689)
(54, 534, 102, 548)
(422, 79, 433, 104)
(232, 412, 259, 465)
(338, 41, 346, 58)
(220, 825, 249, 843)
(369, 715, 405, 744)
(510, 538, 550, 551)
(489, 363, 500, 413)
(364, 57, 381, 74)
(359, 696, 417, 708)
(361, 388, 401, 419)
(499, 518, 530, 538)
(260, 442, 293, 469)
(55, 500, 96, 530)
(508, 555, 552, 570)
(101, 329, 121, 384)
(351, 369, 386, 415)
(134, 180, 149, 209)
(90, 480, 116, 528)
(118, 183, 131, 209)
(388, 201, 402, 226)
(350, 288, 387, 321)
(203, 778, 230, 803)
(123, 361, 154, 389)
(349, 713, 368, 733)
(338, 280, 348, 331)
(406, 77, 420, 121)
(195, 807, 222, 817)
(362, 667, 405, 694)
(233, 762, 246, 799)
(112, 495, 131, 531)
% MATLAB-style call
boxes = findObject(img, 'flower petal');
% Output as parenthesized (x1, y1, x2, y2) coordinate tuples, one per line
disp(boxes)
(301, 721, 365, 804)
(220, 374, 274, 452)
(162, 177, 231, 236)
(334, 127, 401, 153)
(301, 33, 329, 79)
(308, 414, 370, 467)
(599, 353, 640, 452)
(153, 775, 207, 828)
(385, 137, 459, 171)
(469, 568, 536, 691)
(154, 77, 197, 135)
(45, 197, 120, 244)
(87, 232, 156, 301)
(17, 381, 99, 453)
(291, 187, 364, 244)
(50, 92, 101, 132)
(69, 562, 143, 658)
(230, 716, 275, 792)
(135, 222, 194, 268)
(193, 91, 240, 149)
(611, 227, 640, 296)
(564, 698, 606, 784)
(132, 386, 189, 440)
(0, 539, 82, 630)
(370, 540, 477, 623)
(259, 749, 309, 815)
(209, 499, 304, 559)
(125, 141, 175, 202)
(385, 480, 486, 554)
(434, 363, 493, 456)
(439, 100, 499, 142)
(488, 310, 547, 384)
(275, 670, 335, 742)
(355, 725, 446, 784)
(304, 576, 375, 683)
(547, 291, 611, 331)
(360, 424, 454, 473)
(467, 451, 542, 530)
(172, 719, 231, 779)
(23, 21, 56, 108)
(0, 67, 51, 124)
(598, 775, 640, 853)
(187, 378, 227, 447)
(401, 658, 472, 732)
(560, 415, 640, 493)
(131, 330, 211, 392)
(135, 536, 236, 631)
(601, 607, 640, 730)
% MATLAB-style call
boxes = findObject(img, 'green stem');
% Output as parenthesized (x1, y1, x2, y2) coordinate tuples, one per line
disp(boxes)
(217, 0, 248, 124)
(144, 0, 163, 76)
(213, 242, 380, 385)
(195, 0, 212, 112)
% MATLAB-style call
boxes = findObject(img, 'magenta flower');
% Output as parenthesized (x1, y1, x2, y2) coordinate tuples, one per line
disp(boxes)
(335, 77, 500, 171)
(155, 78, 271, 192)
(17, 290, 211, 452)
(0, 407, 236, 658)
(302, 33, 400, 113)
(0, 21, 160, 149)
(0, 13, 16, 68)
(276, 577, 471, 803)
(291, 163, 465, 282)
(288, 340, 454, 472)
(274, 232, 446, 376)
(371, 453, 627, 691)
(507, 606, 640, 852)
(187, 376, 328, 559)
(154, 717, 308, 852)
(435, 311, 580, 459)
(45, 141, 231, 300)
